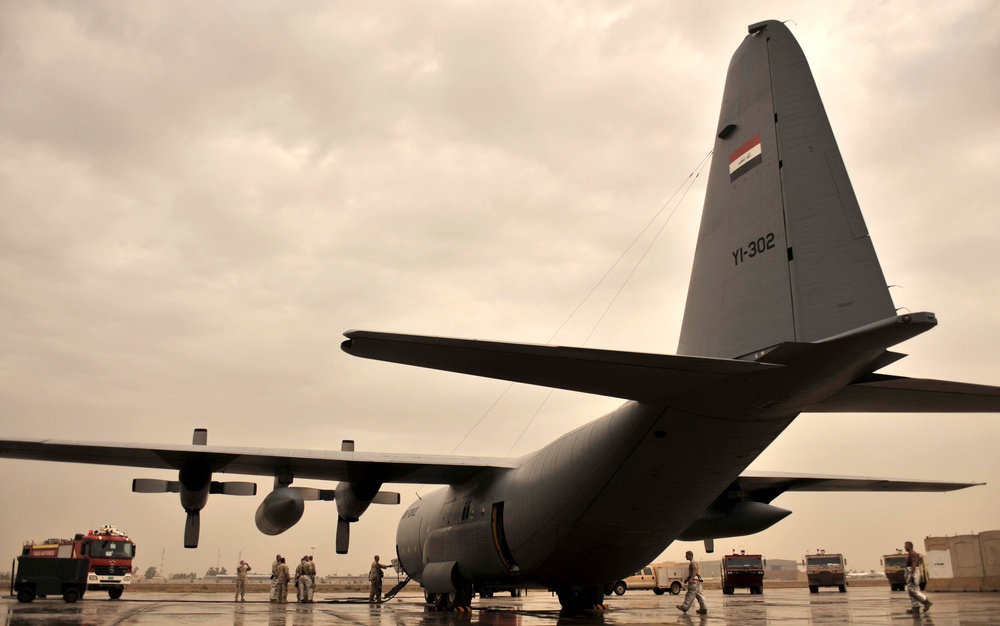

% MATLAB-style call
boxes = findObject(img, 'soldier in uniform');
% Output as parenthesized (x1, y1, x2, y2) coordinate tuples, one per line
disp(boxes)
(276, 557, 291, 603)
(303, 555, 316, 603)
(368, 555, 390, 603)
(677, 550, 708, 615)
(904, 541, 933, 615)
(235, 559, 252, 602)
(269, 554, 282, 603)
(294, 556, 309, 603)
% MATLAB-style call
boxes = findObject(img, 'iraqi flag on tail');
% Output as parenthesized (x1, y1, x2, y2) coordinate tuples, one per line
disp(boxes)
(729, 134, 762, 182)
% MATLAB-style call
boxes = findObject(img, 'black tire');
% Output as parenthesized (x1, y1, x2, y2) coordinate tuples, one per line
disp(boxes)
(670, 581, 682, 595)
(443, 583, 473, 610)
(722, 586, 733, 595)
(479, 590, 493, 598)
(424, 589, 436, 605)
(510, 589, 521, 597)
(556, 586, 604, 611)
(17, 588, 35, 603)
(63, 588, 81, 603)
(753, 586, 764, 595)
(809, 585, 819, 593)
(109, 587, 124, 599)
(838, 584, 846, 593)
(653, 588, 665, 595)
(612, 581, 626, 596)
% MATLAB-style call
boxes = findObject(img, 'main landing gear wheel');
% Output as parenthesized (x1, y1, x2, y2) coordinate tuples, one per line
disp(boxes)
(556, 586, 604, 611)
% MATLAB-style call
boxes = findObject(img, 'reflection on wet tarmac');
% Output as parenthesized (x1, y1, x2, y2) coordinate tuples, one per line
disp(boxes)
(3, 588, 1000, 625)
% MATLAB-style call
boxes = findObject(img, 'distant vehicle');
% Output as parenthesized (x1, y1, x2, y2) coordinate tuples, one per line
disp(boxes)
(22, 525, 135, 599)
(721, 551, 765, 595)
(804, 550, 847, 593)
(609, 562, 686, 596)
(881, 550, 928, 591)
(12, 556, 89, 603)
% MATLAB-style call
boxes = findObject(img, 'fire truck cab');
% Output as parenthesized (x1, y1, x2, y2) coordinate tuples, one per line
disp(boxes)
(22, 525, 136, 599)
(721, 550, 765, 595)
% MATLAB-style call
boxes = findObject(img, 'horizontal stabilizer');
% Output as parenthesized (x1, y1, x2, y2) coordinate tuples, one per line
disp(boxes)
(735, 470, 982, 504)
(341, 330, 779, 401)
(801, 374, 1000, 412)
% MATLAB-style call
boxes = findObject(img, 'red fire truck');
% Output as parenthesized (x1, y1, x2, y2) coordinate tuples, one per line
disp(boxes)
(721, 550, 766, 595)
(21, 525, 136, 599)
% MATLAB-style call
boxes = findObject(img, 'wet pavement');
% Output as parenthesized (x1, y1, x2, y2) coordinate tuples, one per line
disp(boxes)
(3, 588, 1000, 625)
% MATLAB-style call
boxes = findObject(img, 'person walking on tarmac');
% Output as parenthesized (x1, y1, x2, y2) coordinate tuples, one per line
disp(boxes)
(904, 541, 933, 615)
(369, 555, 390, 603)
(235, 559, 252, 602)
(677, 550, 708, 615)
(269, 554, 282, 603)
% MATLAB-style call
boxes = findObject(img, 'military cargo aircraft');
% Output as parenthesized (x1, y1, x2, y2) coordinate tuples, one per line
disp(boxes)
(2, 19, 999, 611)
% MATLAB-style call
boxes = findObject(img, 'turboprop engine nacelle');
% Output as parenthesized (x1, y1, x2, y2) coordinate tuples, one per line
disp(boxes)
(678, 500, 791, 542)
(255, 487, 306, 536)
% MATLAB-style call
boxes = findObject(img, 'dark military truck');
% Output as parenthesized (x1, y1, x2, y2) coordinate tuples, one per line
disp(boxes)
(721, 551, 765, 595)
(12, 556, 89, 603)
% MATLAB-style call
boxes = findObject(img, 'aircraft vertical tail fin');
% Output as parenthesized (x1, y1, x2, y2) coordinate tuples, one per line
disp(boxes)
(678, 20, 896, 359)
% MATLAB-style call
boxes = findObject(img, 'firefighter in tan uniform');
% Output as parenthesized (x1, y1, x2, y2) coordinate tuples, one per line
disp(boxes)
(369, 555, 390, 602)
(303, 555, 316, 603)
(677, 550, 708, 615)
(275, 557, 291, 603)
(269, 554, 282, 602)
(234, 559, 251, 602)
(904, 541, 932, 615)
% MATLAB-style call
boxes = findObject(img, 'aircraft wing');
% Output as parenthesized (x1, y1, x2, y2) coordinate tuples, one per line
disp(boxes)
(734, 470, 982, 504)
(0, 439, 519, 485)
(341, 330, 780, 402)
(800, 374, 1000, 412)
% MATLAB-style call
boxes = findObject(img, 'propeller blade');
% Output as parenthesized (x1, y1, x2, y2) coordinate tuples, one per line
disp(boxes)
(293, 487, 323, 501)
(132, 479, 179, 493)
(210, 481, 257, 496)
(336, 517, 350, 554)
(372, 491, 400, 505)
(184, 511, 200, 549)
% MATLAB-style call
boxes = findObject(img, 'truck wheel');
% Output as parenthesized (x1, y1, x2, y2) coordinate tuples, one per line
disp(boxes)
(670, 581, 682, 595)
(653, 588, 665, 595)
(63, 588, 81, 603)
(753, 586, 763, 595)
(17, 588, 35, 603)
(612, 581, 626, 596)
(109, 587, 125, 599)
(722, 586, 733, 595)
(838, 585, 846, 593)
(809, 585, 818, 594)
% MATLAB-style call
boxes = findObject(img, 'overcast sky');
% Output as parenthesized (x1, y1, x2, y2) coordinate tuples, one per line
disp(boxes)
(2, 1, 998, 579)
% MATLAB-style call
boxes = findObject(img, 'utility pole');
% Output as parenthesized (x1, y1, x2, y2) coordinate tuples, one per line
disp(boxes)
(159, 548, 165, 579)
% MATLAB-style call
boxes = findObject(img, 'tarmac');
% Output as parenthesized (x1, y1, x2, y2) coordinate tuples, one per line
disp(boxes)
(3, 587, 1000, 625)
